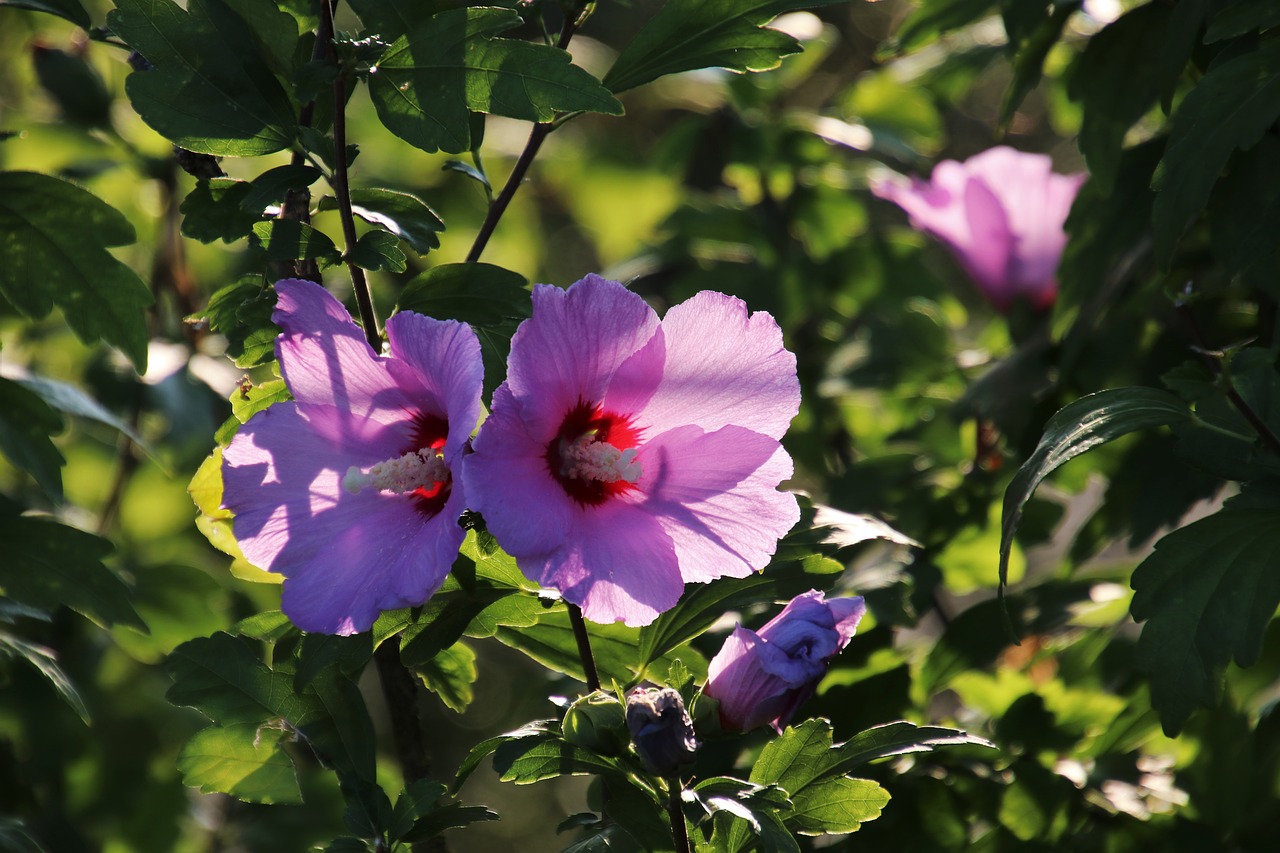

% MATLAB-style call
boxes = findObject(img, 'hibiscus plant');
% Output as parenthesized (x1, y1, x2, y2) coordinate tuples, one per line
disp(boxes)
(4, 1, 1280, 851)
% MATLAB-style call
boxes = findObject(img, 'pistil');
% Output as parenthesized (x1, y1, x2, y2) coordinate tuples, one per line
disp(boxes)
(343, 449, 450, 496)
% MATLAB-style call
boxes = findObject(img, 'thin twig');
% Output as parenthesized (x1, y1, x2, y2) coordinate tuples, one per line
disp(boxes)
(666, 777, 692, 853)
(322, 0, 379, 348)
(1175, 298, 1280, 458)
(464, 8, 586, 263)
(568, 603, 601, 692)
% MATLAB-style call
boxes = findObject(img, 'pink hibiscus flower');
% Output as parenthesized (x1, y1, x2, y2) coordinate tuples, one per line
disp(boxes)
(465, 275, 801, 627)
(222, 278, 482, 635)
(872, 146, 1086, 313)
(705, 590, 866, 732)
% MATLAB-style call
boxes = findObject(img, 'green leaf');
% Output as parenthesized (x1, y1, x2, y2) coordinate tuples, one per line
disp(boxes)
(788, 776, 888, 835)
(318, 188, 444, 254)
(999, 388, 1192, 592)
(0, 514, 144, 630)
(885, 0, 998, 55)
(214, 378, 291, 445)
(192, 277, 279, 369)
(415, 641, 477, 713)
(0, 171, 152, 370)
(1066, 3, 1167, 191)
(604, 0, 847, 94)
(0, 0, 89, 27)
(165, 632, 376, 779)
(349, 230, 408, 273)
(999, 1, 1075, 127)
(239, 164, 324, 215)
(251, 220, 341, 264)
(750, 718, 836, 796)
(600, 773, 675, 852)
(32, 44, 112, 127)
(399, 802, 499, 844)
(1131, 486, 1280, 735)
(180, 178, 262, 244)
(109, 0, 298, 156)
(177, 723, 302, 804)
(492, 735, 630, 785)
(1151, 40, 1280, 266)
(0, 628, 90, 723)
(0, 377, 65, 502)
(1209, 134, 1280, 296)
(188, 447, 280, 584)
(11, 373, 147, 449)
(397, 263, 529, 324)
(389, 779, 446, 840)
(1205, 0, 1280, 43)
(369, 7, 622, 154)
(347, 0, 457, 41)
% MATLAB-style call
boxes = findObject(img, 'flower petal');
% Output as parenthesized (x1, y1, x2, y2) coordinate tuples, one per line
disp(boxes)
(640, 424, 800, 584)
(273, 279, 417, 429)
(385, 311, 483, 459)
(705, 626, 798, 731)
(224, 401, 463, 635)
(506, 276, 659, 440)
(523, 499, 683, 627)
(629, 292, 800, 441)
(465, 383, 575, 557)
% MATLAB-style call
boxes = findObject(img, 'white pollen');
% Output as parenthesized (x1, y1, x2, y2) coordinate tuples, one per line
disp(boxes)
(343, 449, 450, 495)
(559, 436, 641, 484)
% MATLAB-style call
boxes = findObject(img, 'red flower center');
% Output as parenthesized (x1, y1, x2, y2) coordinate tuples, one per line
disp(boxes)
(405, 412, 450, 517)
(547, 400, 641, 506)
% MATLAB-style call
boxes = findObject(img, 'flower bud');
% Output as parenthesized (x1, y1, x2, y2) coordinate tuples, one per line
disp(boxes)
(562, 692, 628, 756)
(625, 687, 698, 777)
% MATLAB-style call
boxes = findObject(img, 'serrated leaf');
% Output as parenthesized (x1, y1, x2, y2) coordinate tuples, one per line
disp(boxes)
(349, 230, 408, 272)
(189, 448, 280, 584)
(0, 628, 90, 723)
(180, 179, 261, 244)
(604, 0, 847, 94)
(397, 263, 529, 324)
(1066, 3, 1168, 191)
(0, 377, 65, 501)
(0, 0, 88, 26)
(215, 378, 290, 445)
(109, 0, 298, 156)
(369, 6, 622, 154)
(788, 776, 888, 834)
(177, 723, 302, 804)
(999, 388, 1192, 592)
(1131, 487, 1280, 735)
(166, 632, 376, 779)
(239, 164, 323, 215)
(192, 277, 279, 369)
(399, 802, 499, 844)
(492, 736, 629, 785)
(1151, 40, 1280, 266)
(318, 188, 444, 254)
(0, 514, 144, 630)
(0, 171, 152, 370)
(750, 718, 836, 795)
(389, 779, 447, 840)
(415, 640, 477, 713)
(251, 220, 341, 264)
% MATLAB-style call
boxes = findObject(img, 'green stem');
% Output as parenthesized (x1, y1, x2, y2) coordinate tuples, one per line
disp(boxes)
(666, 776, 692, 853)
(567, 603, 601, 692)
(322, 0, 378, 348)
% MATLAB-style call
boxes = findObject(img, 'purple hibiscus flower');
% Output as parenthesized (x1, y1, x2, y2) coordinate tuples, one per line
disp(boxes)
(705, 590, 866, 732)
(872, 146, 1086, 313)
(221, 278, 482, 635)
(465, 275, 801, 627)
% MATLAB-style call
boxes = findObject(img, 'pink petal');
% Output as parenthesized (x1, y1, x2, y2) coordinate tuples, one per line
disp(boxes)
(627, 292, 800, 441)
(640, 425, 800, 584)
(273, 279, 419, 431)
(464, 383, 576, 558)
(506, 276, 660, 441)
(385, 311, 483, 459)
(523, 499, 684, 627)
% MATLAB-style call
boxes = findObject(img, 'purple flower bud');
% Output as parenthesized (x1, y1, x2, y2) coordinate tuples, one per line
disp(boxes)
(704, 590, 866, 733)
(625, 687, 698, 776)
(872, 146, 1085, 314)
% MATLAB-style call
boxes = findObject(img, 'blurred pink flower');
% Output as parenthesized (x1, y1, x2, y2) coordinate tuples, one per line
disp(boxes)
(705, 590, 865, 732)
(222, 279, 481, 635)
(872, 146, 1086, 313)
(465, 275, 800, 627)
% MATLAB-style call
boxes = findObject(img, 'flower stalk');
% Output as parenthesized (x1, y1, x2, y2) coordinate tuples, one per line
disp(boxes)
(568, 603, 601, 692)
(666, 777, 692, 853)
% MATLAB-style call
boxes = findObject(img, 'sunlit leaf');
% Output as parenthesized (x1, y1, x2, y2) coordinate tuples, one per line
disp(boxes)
(0, 628, 90, 723)
(318, 188, 445, 254)
(177, 723, 302, 804)
(788, 776, 888, 834)
(604, 0, 848, 94)
(369, 6, 622, 154)
(414, 640, 477, 713)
